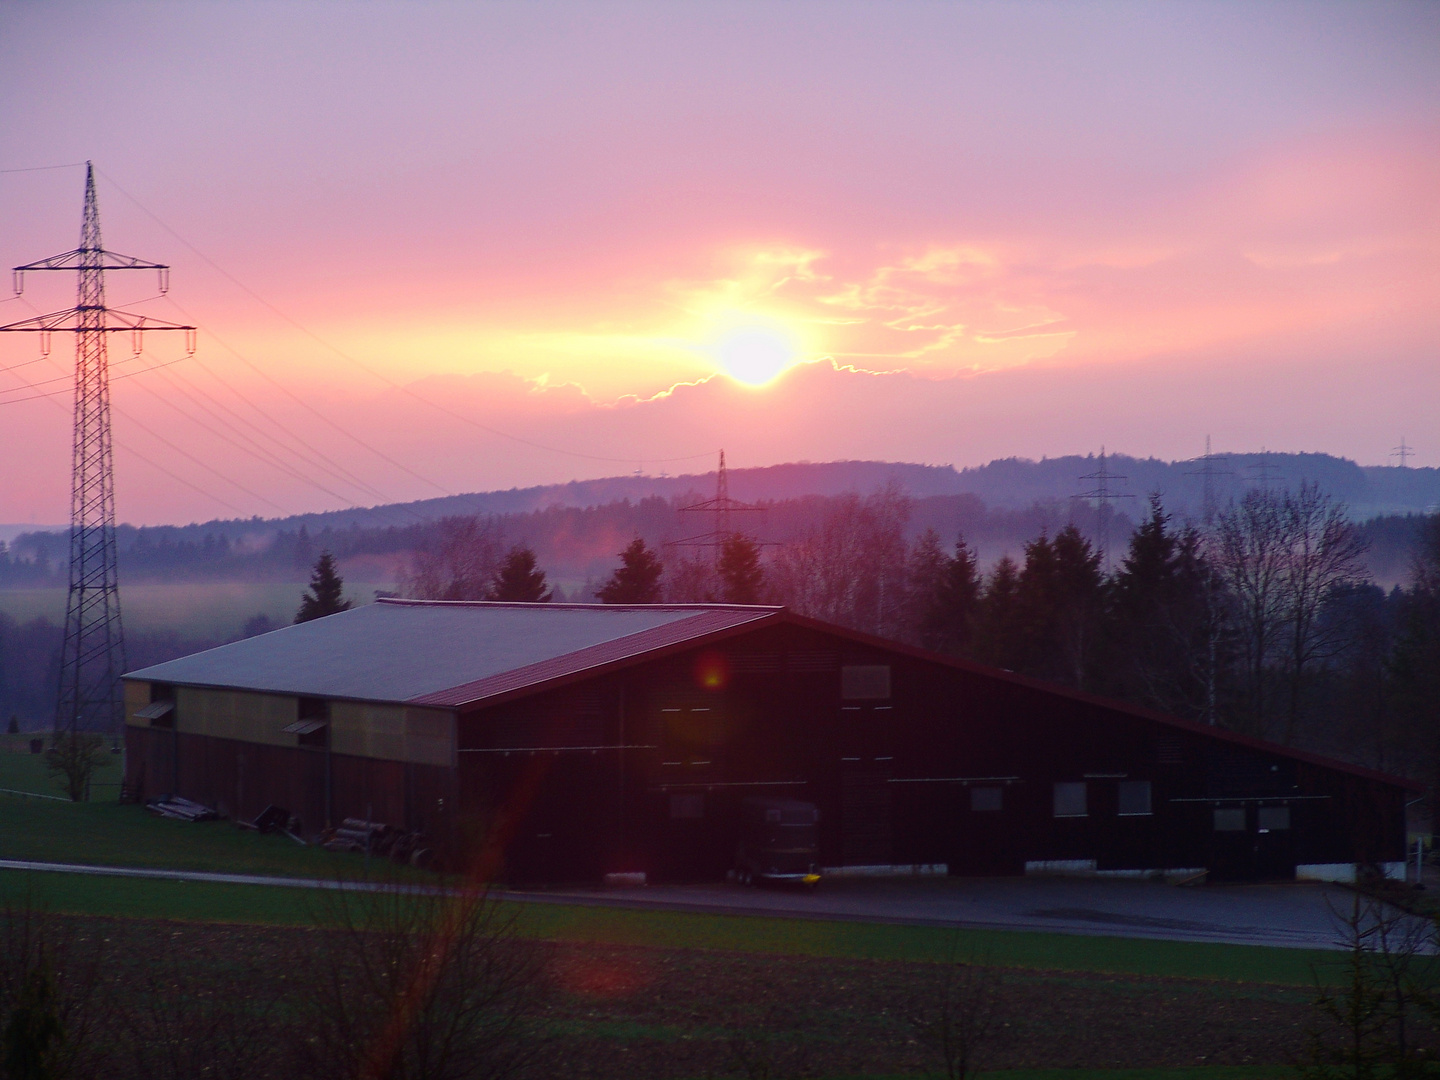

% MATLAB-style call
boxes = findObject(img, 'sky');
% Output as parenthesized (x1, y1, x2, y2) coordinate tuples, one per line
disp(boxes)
(0, 1, 1436, 526)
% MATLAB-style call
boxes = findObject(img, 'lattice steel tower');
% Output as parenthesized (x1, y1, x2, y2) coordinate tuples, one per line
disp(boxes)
(1, 163, 194, 736)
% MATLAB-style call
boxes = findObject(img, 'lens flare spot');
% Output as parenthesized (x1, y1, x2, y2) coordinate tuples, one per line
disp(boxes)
(552, 950, 653, 999)
(693, 649, 731, 691)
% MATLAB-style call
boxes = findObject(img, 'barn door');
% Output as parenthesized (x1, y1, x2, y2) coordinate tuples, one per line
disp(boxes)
(839, 701, 893, 867)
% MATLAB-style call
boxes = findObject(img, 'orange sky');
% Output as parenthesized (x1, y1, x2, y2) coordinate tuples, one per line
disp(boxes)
(1, 3, 1436, 524)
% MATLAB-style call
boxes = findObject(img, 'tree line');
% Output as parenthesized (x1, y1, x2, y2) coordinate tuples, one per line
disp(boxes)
(398, 484, 1438, 797)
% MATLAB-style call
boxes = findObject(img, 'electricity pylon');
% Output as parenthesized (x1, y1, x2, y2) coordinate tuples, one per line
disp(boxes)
(1072, 447, 1134, 573)
(0, 163, 194, 737)
(670, 449, 766, 568)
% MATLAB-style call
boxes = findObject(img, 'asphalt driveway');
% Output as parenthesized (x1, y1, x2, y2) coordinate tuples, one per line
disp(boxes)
(518, 874, 1375, 950)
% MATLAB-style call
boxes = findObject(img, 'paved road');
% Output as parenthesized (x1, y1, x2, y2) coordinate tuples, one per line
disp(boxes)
(520, 875, 1366, 950)
(0, 858, 1385, 950)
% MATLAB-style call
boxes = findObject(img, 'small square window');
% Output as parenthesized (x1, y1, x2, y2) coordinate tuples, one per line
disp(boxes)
(1053, 782, 1087, 818)
(1257, 806, 1290, 831)
(1117, 781, 1152, 816)
(970, 786, 1002, 812)
(841, 665, 891, 700)
(669, 793, 704, 820)
(1213, 808, 1247, 832)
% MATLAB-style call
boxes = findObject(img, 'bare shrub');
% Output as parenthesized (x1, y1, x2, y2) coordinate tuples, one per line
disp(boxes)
(909, 934, 1003, 1080)
(723, 1004, 818, 1078)
(44, 732, 111, 803)
(1302, 889, 1440, 1079)
(403, 518, 502, 602)
(0, 903, 106, 1080)
(292, 878, 550, 1080)
(113, 933, 282, 1080)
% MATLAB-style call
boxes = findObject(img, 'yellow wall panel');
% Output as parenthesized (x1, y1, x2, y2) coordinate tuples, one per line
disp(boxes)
(123, 682, 454, 764)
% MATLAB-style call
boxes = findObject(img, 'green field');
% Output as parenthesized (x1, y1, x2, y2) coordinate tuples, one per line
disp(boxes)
(0, 757, 1387, 1078)
(829, 1072, 1298, 1080)
(0, 866, 1343, 988)
(828, 1072, 1299, 1080)
(0, 581, 392, 638)
(0, 737, 1355, 994)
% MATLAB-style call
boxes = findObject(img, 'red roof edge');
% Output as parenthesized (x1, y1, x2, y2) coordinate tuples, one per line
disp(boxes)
(407, 608, 778, 709)
(410, 603, 1424, 795)
(774, 610, 1428, 794)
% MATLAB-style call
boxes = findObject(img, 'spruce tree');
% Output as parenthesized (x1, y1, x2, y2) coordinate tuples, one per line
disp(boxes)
(295, 552, 352, 623)
(717, 535, 765, 604)
(488, 546, 552, 602)
(597, 539, 664, 604)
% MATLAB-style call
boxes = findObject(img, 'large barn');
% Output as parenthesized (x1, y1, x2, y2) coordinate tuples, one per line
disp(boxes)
(123, 599, 1416, 883)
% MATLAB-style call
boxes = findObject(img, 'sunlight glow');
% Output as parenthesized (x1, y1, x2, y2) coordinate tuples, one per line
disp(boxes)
(712, 322, 801, 387)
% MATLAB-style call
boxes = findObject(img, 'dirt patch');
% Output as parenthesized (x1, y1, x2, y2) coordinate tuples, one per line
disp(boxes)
(10, 915, 1433, 1078)
(535, 942, 1324, 1078)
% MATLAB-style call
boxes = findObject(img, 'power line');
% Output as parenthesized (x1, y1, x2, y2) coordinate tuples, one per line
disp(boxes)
(3, 307, 432, 522)
(159, 294, 456, 500)
(0, 332, 248, 516)
(0, 162, 87, 175)
(126, 373, 363, 509)
(109, 400, 288, 512)
(161, 363, 397, 504)
(96, 166, 717, 468)
(22, 349, 285, 512)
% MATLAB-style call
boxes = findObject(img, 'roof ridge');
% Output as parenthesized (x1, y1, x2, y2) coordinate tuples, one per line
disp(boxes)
(374, 597, 784, 612)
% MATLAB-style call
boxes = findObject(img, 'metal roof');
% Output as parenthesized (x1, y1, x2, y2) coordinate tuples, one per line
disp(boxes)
(125, 599, 778, 707)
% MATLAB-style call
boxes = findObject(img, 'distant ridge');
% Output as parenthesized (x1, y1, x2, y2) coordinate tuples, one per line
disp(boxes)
(12, 453, 1439, 541)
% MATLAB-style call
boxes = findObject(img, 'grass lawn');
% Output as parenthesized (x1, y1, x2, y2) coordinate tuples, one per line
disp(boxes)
(0, 741, 412, 879)
(0, 865, 1344, 988)
(0, 734, 125, 798)
(0, 798, 368, 877)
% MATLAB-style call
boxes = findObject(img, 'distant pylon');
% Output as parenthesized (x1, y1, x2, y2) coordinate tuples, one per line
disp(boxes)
(1185, 436, 1233, 523)
(1391, 437, 1413, 469)
(1, 163, 195, 738)
(670, 449, 766, 568)
(1247, 449, 1282, 491)
(1071, 446, 1134, 573)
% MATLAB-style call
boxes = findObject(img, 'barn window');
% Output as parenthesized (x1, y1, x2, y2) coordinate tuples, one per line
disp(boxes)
(669, 793, 704, 819)
(282, 718, 328, 748)
(1257, 806, 1290, 831)
(1117, 781, 1152, 816)
(841, 665, 891, 700)
(970, 786, 1002, 812)
(284, 697, 330, 749)
(1213, 808, 1247, 832)
(1053, 782, 1087, 818)
(137, 683, 176, 728)
(133, 700, 175, 729)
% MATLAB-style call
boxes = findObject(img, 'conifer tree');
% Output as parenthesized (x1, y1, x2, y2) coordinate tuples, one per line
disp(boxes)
(718, 535, 765, 604)
(597, 539, 664, 604)
(488, 546, 552, 603)
(1106, 494, 1213, 720)
(295, 552, 352, 623)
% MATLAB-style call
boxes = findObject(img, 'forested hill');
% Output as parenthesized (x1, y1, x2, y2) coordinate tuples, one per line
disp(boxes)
(11, 452, 1439, 544)
(1, 453, 1435, 589)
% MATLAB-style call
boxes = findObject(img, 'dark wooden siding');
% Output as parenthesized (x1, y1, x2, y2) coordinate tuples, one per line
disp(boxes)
(124, 726, 457, 845)
(451, 620, 1410, 883)
(127, 617, 1410, 883)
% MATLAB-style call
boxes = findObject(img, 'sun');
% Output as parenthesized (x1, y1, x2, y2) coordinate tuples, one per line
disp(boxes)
(712, 322, 800, 387)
